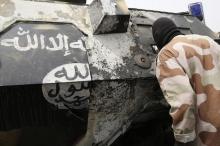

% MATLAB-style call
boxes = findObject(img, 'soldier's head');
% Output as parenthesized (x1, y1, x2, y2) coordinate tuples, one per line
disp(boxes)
(152, 17, 182, 50)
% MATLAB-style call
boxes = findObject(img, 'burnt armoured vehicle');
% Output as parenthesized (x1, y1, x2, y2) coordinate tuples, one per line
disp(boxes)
(0, 0, 219, 146)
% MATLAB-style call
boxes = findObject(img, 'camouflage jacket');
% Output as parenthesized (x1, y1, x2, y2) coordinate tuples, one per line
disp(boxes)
(156, 34, 220, 146)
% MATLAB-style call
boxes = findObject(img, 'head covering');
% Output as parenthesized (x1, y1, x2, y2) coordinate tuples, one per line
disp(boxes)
(152, 17, 182, 50)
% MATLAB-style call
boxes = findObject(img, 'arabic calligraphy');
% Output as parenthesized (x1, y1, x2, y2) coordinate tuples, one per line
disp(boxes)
(55, 65, 89, 81)
(43, 63, 91, 84)
(42, 62, 91, 109)
(0, 27, 86, 56)
(42, 82, 90, 109)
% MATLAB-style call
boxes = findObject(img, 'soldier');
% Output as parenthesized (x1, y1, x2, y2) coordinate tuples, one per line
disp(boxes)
(152, 17, 220, 146)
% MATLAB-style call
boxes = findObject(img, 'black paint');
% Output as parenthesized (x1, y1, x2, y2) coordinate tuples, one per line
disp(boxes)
(47, 82, 90, 108)
(0, 22, 88, 86)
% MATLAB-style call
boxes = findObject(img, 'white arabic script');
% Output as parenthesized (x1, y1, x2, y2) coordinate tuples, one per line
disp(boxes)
(0, 27, 86, 56)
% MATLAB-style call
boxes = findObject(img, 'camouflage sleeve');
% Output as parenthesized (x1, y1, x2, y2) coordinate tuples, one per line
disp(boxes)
(156, 56, 196, 143)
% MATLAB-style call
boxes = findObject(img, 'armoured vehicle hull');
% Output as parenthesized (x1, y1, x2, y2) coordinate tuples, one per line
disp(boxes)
(0, 0, 218, 146)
